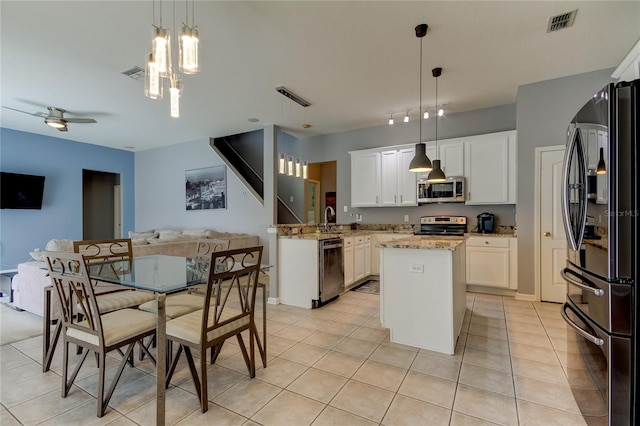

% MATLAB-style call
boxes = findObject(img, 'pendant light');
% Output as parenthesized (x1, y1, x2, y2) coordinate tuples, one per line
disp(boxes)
(427, 67, 447, 182)
(596, 147, 607, 174)
(409, 24, 432, 173)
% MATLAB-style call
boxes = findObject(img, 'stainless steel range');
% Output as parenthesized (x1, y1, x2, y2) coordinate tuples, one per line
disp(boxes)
(414, 216, 467, 236)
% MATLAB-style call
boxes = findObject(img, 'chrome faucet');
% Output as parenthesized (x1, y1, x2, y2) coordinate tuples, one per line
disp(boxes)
(324, 206, 336, 232)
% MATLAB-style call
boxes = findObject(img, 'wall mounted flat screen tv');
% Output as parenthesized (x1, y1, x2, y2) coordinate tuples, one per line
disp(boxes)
(1, 171, 46, 209)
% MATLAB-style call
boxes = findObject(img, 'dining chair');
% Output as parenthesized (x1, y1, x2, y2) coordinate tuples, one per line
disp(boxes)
(73, 239, 155, 313)
(165, 246, 263, 413)
(44, 251, 157, 418)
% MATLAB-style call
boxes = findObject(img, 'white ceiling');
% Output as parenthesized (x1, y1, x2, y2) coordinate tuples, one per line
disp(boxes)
(1, 1, 639, 152)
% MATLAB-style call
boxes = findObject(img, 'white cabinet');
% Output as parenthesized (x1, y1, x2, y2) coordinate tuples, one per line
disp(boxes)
(371, 233, 408, 275)
(351, 146, 416, 207)
(464, 131, 517, 205)
(353, 236, 365, 282)
(343, 236, 354, 287)
(279, 238, 319, 308)
(466, 236, 517, 289)
(350, 151, 381, 207)
(363, 235, 372, 276)
(438, 140, 465, 177)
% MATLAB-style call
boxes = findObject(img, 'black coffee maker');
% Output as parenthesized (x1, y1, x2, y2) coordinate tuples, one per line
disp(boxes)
(477, 213, 495, 233)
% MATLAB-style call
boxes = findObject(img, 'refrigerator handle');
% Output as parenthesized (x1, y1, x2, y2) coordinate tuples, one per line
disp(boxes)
(561, 268, 604, 296)
(561, 303, 604, 346)
(561, 127, 587, 251)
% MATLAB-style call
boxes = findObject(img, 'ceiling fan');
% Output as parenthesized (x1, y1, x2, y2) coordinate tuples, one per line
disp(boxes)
(2, 106, 97, 132)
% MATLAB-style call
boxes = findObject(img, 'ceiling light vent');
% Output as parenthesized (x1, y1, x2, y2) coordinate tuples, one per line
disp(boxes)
(121, 66, 145, 80)
(547, 9, 577, 32)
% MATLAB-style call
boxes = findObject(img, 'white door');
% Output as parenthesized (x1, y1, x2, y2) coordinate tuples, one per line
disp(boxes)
(540, 148, 567, 303)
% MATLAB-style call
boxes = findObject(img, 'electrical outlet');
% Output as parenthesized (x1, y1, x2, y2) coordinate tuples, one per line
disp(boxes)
(289, 196, 294, 202)
(409, 264, 424, 273)
(355, 213, 363, 222)
(404, 215, 409, 222)
(343, 205, 348, 213)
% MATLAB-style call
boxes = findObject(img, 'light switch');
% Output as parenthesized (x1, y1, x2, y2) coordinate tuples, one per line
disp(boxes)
(289, 196, 294, 202)
(404, 215, 409, 222)
(343, 205, 348, 213)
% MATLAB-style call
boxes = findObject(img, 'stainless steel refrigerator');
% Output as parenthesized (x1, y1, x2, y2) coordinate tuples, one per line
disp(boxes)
(561, 79, 638, 425)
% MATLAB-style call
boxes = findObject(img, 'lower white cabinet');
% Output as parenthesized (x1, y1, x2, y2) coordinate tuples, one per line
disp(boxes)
(353, 236, 365, 282)
(364, 235, 372, 276)
(343, 237, 354, 287)
(466, 236, 517, 289)
(371, 233, 409, 275)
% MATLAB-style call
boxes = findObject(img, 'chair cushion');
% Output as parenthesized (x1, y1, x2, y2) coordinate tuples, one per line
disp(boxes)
(88, 290, 155, 313)
(67, 308, 156, 347)
(138, 293, 204, 319)
(166, 308, 248, 345)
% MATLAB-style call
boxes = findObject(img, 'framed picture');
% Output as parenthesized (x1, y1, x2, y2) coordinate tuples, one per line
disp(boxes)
(185, 166, 226, 210)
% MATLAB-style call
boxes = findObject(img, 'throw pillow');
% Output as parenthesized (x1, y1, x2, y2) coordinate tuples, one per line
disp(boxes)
(157, 229, 183, 240)
(128, 230, 158, 240)
(45, 239, 74, 252)
(29, 250, 46, 262)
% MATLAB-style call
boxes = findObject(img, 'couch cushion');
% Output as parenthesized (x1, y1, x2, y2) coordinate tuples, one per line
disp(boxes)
(128, 230, 158, 240)
(45, 239, 74, 252)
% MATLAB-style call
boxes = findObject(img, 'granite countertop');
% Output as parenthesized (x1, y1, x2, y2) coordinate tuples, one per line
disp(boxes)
(465, 232, 516, 238)
(379, 235, 467, 250)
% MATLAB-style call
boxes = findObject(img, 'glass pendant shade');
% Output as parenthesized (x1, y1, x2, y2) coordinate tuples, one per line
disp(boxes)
(152, 26, 170, 77)
(287, 156, 294, 176)
(278, 153, 286, 174)
(427, 159, 447, 182)
(295, 158, 301, 178)
(423, 110, 429, 119)
(404, 112, 410, 123)
(409, 143, 432, 172)
(597, 147, 607, 174)
(169, 76, 182, 118)
(179, 25, 199, 74)
(388, 115, 394, 125)
(302, 161, 308, 179)
(144, 53, 163, 99)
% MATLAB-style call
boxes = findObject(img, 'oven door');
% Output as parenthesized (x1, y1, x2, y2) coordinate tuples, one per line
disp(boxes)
(561, 301, 631, 425)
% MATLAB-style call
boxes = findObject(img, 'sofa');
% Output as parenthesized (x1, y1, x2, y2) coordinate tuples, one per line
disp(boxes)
(10, 228, 260, 317)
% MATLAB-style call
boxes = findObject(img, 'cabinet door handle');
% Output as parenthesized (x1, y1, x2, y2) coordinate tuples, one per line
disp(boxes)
(400, 195, 403, 203)
(485, 241, 489, 244)
(394, 195, 397, 203)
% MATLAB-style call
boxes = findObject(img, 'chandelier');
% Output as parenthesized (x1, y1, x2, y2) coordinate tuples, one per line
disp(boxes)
(144, 0, 200, 118)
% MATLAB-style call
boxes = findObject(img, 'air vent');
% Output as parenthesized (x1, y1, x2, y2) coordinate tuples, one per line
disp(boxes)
(547, 9, 577, 32)
(276, 86, 311, 107)
(121, 66, 145, 80)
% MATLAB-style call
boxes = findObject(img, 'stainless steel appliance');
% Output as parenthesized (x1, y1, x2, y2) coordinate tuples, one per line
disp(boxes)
(417, 176, 465, 203)
(476, 212, 495, 234)
(560, 79, 639, 425)
(414, 216, 467, 236)
(313, 238, 344, 308)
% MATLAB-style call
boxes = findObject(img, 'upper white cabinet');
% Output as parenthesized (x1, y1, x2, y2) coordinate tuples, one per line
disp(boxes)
(612, 39, 640, 82)
(350, 151, 381, 207)
(464, 131, 517, 205)
(438, 140, 465, 177)
(351, 146, 417, 207)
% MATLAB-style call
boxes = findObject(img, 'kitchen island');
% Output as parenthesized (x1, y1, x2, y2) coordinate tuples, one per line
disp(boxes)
(379, 236, 467, 355)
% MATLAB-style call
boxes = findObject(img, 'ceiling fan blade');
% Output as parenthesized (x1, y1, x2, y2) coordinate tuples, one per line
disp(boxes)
(64, 118, 97, 124)
(2, 106, 47, 118)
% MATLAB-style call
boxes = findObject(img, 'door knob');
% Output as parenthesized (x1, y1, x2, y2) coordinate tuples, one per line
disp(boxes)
(544, 232, 551, 237)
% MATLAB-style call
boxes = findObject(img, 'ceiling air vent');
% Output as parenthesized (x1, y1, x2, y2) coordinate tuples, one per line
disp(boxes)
(547, 9, 577, 32)
(121, 66, 145, 80)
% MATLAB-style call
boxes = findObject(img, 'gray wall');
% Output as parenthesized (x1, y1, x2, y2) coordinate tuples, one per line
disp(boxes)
(515, 68, 616, 296)
(299, 103, 517, 226)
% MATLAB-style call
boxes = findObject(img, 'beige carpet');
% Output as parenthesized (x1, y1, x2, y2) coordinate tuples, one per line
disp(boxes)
(0, 303, 42, 345)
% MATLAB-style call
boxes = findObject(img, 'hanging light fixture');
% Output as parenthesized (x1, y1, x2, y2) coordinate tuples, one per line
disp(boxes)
(302, 161, 308, 179)
(404, 111, 410, 123)
(409, 23, 432, 173)
(278, 153, 287, 174)
(179, 0, 199, 74)
(169, 74, 182, 118)
(427, 67, 446, 182)
(423, 109, 429, 119)
(388, 114, 394, 125)
(144, 52, 163, 99)
(597, 147, 607, 174)
(287, 156, 294, 176)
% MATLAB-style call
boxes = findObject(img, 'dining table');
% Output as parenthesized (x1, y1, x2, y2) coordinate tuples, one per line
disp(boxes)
(85, 254, 270, 425)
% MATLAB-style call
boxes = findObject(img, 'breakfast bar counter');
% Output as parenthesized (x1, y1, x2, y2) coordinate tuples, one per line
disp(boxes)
(379, 236, 467, 355)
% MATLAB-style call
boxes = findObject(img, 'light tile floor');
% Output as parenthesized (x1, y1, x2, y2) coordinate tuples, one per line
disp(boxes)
(0, 291, 600, 425)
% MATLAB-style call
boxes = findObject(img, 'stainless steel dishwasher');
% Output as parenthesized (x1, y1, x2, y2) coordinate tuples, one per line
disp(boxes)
(313, 238, 344, 308)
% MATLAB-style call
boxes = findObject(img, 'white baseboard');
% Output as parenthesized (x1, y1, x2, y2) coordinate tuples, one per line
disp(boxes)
(515, 292, 538, 302)
(267, 297, 280, 305)
(466, 285, 516, 297)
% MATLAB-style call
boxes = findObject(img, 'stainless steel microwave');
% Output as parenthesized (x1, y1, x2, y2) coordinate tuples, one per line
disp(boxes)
(417, 176, 465, 203)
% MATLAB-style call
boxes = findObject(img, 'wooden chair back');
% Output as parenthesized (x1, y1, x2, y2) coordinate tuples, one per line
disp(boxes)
(195, 238, 230, 257)
(73, 238, 133, 278)
(44, 251, 104, 347)
(202, 246, 263, 344)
